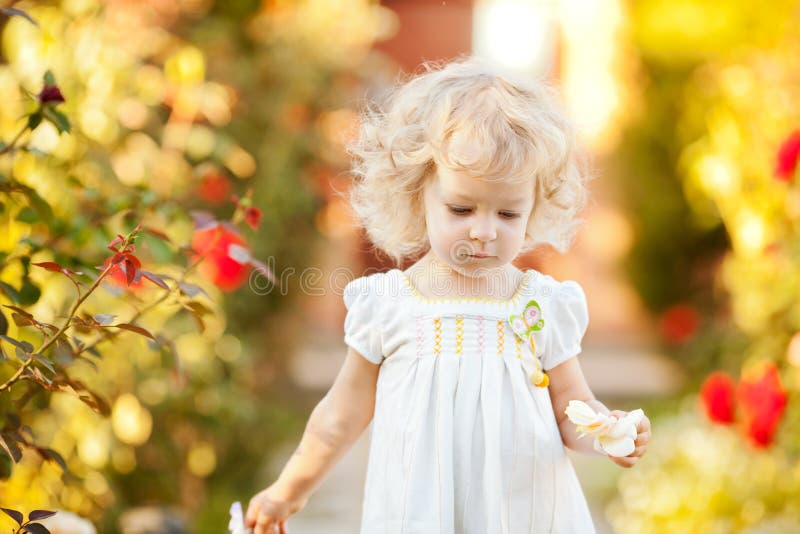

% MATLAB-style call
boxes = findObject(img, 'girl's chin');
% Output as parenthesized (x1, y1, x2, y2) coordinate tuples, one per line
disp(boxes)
(441, 258, 506, 275)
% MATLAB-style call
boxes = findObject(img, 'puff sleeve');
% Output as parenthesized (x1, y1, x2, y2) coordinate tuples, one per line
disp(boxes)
(540, 280, 589, 371)
(343, 274, 384, 364)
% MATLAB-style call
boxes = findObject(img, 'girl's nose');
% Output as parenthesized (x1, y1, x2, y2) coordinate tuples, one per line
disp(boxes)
(469, 215, 497, 242)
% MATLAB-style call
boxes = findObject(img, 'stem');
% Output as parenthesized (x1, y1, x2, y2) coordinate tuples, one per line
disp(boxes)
(0, 123, 29, 156)
(76, 250, 209, 357)
(0, 262, 115, 391)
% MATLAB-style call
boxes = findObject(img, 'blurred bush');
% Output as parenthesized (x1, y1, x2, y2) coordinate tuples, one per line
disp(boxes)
(0, 0, 385, 531)
(608, 0, 800, 530)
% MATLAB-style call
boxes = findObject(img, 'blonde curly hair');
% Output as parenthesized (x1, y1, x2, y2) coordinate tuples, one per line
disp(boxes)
(347, 56, 592, 265)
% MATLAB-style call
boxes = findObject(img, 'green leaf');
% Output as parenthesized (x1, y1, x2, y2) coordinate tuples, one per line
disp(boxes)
(52, 339, 74, 365)
(43, 70, 55, 87)
(0, 335, 33, 353)
(141, 234, 173, 263)
(0, 281, 20, 304)
(15, 206, 37, 224)
(18, 279, 41, 306)
(15, 346, 31, 361)
(1, 507, 23, 525)
(27, 111, 42, 130)
(42, 107, 70, 134)
(32, 354, 55, 374)
(13, 183, 53, 222)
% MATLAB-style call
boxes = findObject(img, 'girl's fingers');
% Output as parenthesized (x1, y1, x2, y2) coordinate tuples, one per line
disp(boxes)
(610, 454, 639, 468)
(635, 430, 651, 446)
(637, 417, 651, 434)
(254, 514, 278, 534)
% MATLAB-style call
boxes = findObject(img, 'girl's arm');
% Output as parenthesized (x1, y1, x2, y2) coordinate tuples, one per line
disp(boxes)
(547, 356, 609, 456)
(272, 346, 380, 498)
(245, 347, 380, 530)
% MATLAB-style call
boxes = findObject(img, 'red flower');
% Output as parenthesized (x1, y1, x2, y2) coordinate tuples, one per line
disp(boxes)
(190, 225, 251, 291)
(38, 84, 65, 105)
(244, 207, 262, 230)
(700, 371, 736, 424)
(197, 171, 231, 204)
(659, 304, 700, 344)
(775, 130, 800, 181)
(736, 362, 788, 448)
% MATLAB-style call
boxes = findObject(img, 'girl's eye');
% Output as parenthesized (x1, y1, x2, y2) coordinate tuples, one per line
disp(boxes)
(500, 211, 520, 219)
(448, 206, 472, 215)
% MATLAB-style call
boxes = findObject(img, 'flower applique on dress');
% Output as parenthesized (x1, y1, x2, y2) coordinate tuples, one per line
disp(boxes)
(508, 299, 549, 387)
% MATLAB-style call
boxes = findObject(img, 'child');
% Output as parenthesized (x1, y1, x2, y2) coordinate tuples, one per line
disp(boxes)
(245, 57, 651, 534)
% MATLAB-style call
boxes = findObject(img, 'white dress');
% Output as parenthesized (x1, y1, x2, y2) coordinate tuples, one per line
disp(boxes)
(343, 268, 596, 534)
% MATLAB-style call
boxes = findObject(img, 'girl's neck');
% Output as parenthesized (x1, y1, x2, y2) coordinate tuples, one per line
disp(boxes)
(404, 252, 524, 300)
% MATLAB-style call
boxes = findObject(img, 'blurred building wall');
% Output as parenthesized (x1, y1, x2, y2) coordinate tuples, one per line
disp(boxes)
(376, 0, 473, 74)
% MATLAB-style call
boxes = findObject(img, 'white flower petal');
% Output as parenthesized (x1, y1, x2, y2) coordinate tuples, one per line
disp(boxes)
(598, 435, 636, 457)
(567, 402, 646, 457)
(565, 400, 603, 426)
(228, 244, 251, 265)
(228, 501, 249, 534)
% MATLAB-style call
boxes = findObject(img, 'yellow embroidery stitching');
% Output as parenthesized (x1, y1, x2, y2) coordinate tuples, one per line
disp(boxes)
(496, 320, 504, 356)
(515, 335, 522, 360)
(433, 317, 442, 357)
(400, 270, 532, 305)
(455, 315, 464, 355)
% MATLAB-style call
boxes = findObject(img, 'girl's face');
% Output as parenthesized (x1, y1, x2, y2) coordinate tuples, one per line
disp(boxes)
(422, 166, 535, 277)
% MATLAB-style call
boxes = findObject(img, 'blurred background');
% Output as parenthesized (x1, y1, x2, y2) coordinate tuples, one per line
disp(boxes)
(0, 0, 798, 532)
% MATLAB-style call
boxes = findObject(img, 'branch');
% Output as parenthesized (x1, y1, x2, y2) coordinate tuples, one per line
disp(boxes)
(75, 250, 210, 357)
(0, 261, 115, 391)
(0, 123, 29, 156)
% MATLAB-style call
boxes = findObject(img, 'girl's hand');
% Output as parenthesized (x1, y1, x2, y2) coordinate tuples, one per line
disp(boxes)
(607, 410, 651, 468)
(245, 483, 308, 534)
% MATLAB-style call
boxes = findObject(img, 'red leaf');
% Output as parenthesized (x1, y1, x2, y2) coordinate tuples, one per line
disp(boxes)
(32, 261, 63, 272)
(23, 522, 51, 534)
(140, 270, 169, 290)
(2, 305, 34, 320)
(28, 510, 57, 521)
(1, 507, 23, 525)
(113, 323, 156, 340)
(124, 259, 136, 286)
(244, 206, 262, 230)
